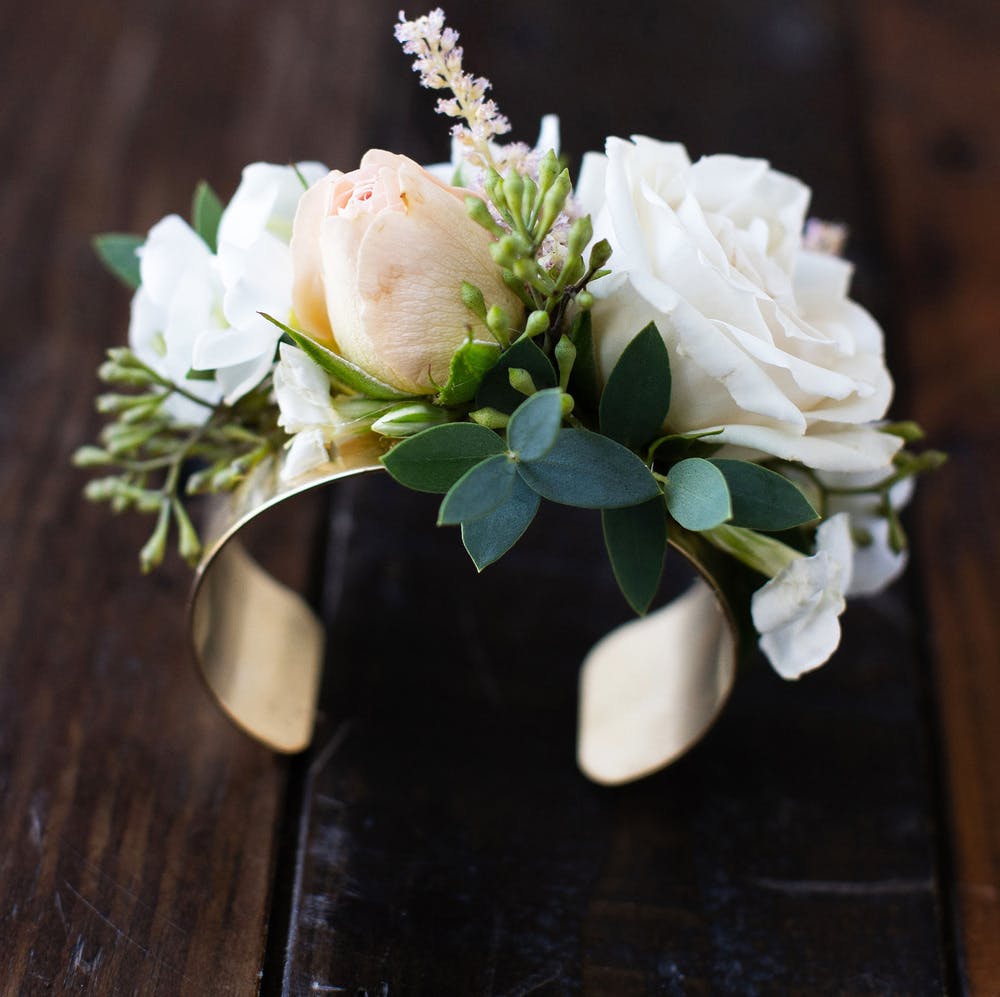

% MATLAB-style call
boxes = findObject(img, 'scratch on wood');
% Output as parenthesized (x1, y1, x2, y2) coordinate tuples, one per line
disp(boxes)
(62, 880, 190, 981)
(70, 935, 103, 974)
(499, 970, 563, 997)
(54, 889, 67, 929)
(753, 876, 934, 896)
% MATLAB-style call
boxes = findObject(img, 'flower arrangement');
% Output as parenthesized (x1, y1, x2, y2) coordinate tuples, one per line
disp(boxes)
(77, 9, 943, 735)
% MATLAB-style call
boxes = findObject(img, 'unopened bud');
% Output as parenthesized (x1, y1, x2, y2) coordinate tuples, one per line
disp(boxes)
(508, 367, 537, 397)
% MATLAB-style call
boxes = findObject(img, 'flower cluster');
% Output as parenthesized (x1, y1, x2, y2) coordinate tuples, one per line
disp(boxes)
(77, 8, 943, 682)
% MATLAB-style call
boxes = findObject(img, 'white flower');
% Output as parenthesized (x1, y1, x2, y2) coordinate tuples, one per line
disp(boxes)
(751, 513, 854, 679)
(193, 161, 327, 402)
(822, 469, 914, 597)
(577, 136, 901, 474)
(273, 344, 339, 479)
(273, 344, 393, 481)
(129, 215, 224, 425)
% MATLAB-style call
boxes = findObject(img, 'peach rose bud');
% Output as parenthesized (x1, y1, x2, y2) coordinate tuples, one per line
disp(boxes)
(290, 150, 523, 395)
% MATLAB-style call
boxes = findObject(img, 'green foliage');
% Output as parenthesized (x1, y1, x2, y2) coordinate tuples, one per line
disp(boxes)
(599, 322, 671, 451)
(438, 453, 516, 525)
(710, 459, 817, 531)
(261, 314, 414, 401)
(663, 457, 732, 531)
(92, 234, 143, 290)
(517, 429, 661, 509)
(506, 387, 563, 461)
(602, 497, 668, 615)
(475, 337, 556, 413)
(76, 348, 283, 572)
(461, 475, 540, 571)
(191, 181, 224, 253)
(381, 422, 504, 493)
(437, 337, 502, 406)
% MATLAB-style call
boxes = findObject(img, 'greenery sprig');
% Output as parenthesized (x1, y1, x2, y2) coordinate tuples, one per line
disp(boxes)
(74, 348, 284, 572)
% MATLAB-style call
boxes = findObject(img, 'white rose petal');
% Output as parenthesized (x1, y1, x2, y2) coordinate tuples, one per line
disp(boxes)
(751, 513, 854, 679)
(582, 136, 902, 473)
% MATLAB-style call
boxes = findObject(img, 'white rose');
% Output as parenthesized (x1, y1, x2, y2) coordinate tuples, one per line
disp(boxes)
(578, 136, 901, 473)
(751, 513, 854, 678)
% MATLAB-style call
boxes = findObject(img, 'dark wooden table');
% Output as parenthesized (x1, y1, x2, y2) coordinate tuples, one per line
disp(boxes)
(2, 0, 998, 993)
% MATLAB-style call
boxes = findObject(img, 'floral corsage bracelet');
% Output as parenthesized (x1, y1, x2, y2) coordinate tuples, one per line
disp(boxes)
(76, 9, 944, 782)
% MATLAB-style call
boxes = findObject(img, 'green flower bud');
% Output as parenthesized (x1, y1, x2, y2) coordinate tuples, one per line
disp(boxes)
(881, 420, 925, 442)
(588, 239, 613, 272)
(575, 291, 595, 311)
(486, 305, 511, 341)
(461, 281, 488, 321)
(554, 335, 577, 391)
(537, 169, 572, 236)
(139, 503, 170, 574)
(469, 406, 509, 430)
(83, 476, 121, 502)
(537, 150, 560, 194)
(371, 402, 448, 439)
(73, 446, 113, 468)
(567, 216, 593, 258)
(172, 498, 202, 565)
(98, 362, 155, 387)
(465, 195, 503, 237)
(503, 171, 525, 222)
(508, 366, 537, 397)
(524, 310, 550, 339)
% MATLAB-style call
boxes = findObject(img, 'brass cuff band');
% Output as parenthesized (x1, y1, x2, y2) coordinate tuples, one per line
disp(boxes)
(189, 443, 742, 784)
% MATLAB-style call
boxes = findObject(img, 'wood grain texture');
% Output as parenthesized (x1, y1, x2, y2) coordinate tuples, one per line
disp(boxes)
(852, 1, 1000, 990)
(2, 0, 996, 992)
(0, 0, 345, 991)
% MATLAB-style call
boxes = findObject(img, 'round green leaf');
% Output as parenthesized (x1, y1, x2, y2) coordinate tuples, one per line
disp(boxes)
(599, 322, 671, 450)
(517, 429, 661, 509)
(475, 338, 557, 414)
(382, 423, 505, 493)
(710, 459, 818, 531)
(461, 474, 541, 570)
(507, 388, 563, 461)
(602, 497, 668, 615)
(664, 457, 732, 531)
(438, 454, 517, 525)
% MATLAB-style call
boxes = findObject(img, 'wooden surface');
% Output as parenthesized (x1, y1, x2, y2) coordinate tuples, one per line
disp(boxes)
(0, 0, 996, 993)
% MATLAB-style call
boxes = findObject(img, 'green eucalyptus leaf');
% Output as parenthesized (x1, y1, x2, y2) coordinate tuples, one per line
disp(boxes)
(567, 310, 600, 417)
(191, 181, 224, 252)
(382, 423, 505, 493)
(710, 459, 818, 531)
(461, 475, 541, 570)
(436, 338, 501, 407)
(475, 337, 556, 414)
(517, 428, 661, 509)
(507, 388, 563, 461)
(599, 322, 671, 450)
(438, 454, 516, 525)
(261, 313, 414, 401)
(602, 497, 668, 615)
(663, 457, 732, 531)
(92, 234, 143, 289)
